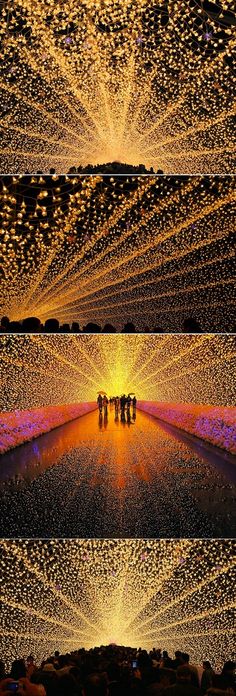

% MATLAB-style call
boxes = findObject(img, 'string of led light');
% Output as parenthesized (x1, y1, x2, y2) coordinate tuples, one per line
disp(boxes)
(1, 175, 235, 332)
(0, 1, 235, 173)
(1, 334, 235, 409)
(0, 539, 235, 670)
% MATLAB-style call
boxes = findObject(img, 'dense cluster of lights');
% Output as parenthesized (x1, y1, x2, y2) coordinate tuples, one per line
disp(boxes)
(0, 539, 235, 670)
(1, 175, 235, 331)
(1, 334, 235, 409)
(0, 1, 235, 173)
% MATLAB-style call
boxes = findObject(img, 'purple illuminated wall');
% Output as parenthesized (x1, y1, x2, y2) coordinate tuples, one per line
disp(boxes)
(0, 402, 97, 454)
(138, 402, 236, 454)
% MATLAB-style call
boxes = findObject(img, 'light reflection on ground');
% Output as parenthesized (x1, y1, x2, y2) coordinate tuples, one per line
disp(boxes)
(0, 407, 235, 538)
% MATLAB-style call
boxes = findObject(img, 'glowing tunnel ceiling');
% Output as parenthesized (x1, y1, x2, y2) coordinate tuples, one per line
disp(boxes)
(1, 334, 235, 409)
(1, 175, 235, 331)
(0, 539, 235, 669)
(0, 0, 235, 173)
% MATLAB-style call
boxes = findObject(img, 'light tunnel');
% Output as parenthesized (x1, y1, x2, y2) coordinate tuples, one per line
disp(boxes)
(0, 539, 235, 671)
(0, 330, 236, 539)
(1, 175, 235, 333)
(1, 333, 235, 454)
(0, 1, 235, 173)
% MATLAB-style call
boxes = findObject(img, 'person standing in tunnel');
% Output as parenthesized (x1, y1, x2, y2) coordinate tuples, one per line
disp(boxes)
(127, 394, 132, 409)
(127, 394, 131, 421)
(103, 395, 108, 417)
(132, 395, 137, 421)
(120, 394, 125, 413)
(97, 394, 103, 413)
(120, 394, 126, 422)
(114, 399, 119, 422)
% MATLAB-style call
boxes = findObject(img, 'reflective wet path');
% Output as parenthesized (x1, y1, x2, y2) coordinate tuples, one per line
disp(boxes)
(0, 407, 235, 537)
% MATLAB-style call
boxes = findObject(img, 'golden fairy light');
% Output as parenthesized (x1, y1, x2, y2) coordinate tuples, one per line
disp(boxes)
(0, 175, 235, 332)
(0, 539, 235, 670)
(0, 1, 235, 173)
(1, 334, 235, 408)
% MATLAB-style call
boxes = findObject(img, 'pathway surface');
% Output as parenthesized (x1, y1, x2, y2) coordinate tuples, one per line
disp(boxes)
(0, 407, 235, 537)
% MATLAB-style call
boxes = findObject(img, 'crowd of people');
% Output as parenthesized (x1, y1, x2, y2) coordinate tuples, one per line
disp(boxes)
(0, 316, 204, 334)
(0, 646, 235, 696)
(97, 395, 137, 422)
(68, 163, 161, 174)
(13, 164, 161, 175)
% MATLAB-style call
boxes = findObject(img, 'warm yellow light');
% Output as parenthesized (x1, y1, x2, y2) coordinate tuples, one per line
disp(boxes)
(0, 334, 235, 407)
(0, 539, 235, 671)
(0, 176, 235, 332)
(0, 1, 235, 173)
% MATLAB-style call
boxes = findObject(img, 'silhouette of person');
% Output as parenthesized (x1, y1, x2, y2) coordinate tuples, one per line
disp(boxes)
(97, 394, 103, 413)
(60, 323, 70, 333)
(122, 322, 136, 333)
(182, 317, 202, 333)
(120, 394, 126, 416)
(71, 322, 81, 333)
(44, 318, 60, 332)
(0, 316, 10, 330)
(132, 396, 137, 420)
(126, 394, 131, 421)
(102, 323, 116, 333)
(83, 322, 101, 333)
(22, 317, 41, 333)
(103, 395, 108, 417)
